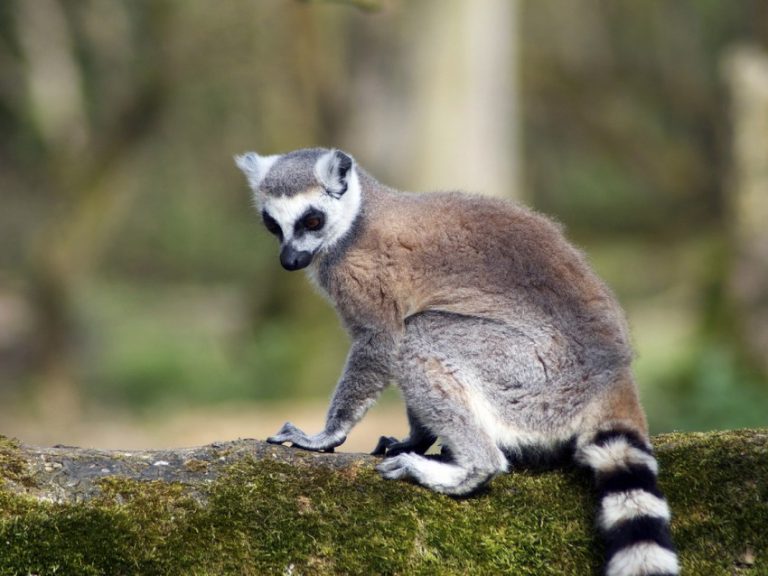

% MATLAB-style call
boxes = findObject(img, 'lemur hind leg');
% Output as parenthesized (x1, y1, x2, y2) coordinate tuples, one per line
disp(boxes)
(375, 356, 508, 495)
(376, 312, 510, 495)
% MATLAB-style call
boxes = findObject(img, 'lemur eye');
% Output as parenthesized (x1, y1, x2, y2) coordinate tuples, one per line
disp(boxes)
(303, 214, 324, 231)
(262, 211, 283, 239)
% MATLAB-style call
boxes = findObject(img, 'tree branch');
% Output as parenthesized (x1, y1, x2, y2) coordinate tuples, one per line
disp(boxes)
(1, 429, 766, 574)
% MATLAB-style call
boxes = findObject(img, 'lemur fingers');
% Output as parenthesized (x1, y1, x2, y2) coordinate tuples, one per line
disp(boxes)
(370, 434, 436, 457)
(266, 421, 304, 444)
(266, 421, 346, 452)
(375, 454, 415, 480)
(370, 436, 400, 456)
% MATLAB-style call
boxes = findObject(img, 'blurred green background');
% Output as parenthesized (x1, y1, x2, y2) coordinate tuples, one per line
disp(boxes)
(1, 0, 767, 449)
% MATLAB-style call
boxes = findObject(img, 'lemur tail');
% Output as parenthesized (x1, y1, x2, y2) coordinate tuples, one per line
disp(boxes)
(576, 428, 679, 576)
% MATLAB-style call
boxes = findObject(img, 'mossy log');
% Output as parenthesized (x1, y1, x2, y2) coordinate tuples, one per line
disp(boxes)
(1, 429, 766, 575)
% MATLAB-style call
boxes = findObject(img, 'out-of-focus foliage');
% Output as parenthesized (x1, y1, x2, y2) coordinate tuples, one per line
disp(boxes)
(0, 0, 766, 441)
(524, 0, 766, 235)
(521, 1, 768, 432)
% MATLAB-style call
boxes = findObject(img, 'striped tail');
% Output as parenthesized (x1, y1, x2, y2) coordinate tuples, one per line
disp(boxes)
(577, 428, 679, 576)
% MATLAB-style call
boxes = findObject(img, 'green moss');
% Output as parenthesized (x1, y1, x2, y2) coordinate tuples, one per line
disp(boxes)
(0, 430, 766, 575)
(0, 435, 35, 489)
(174, 458, 598, 576)
(655, 430, 768, 576)
(183, 458, 210, 473)
(0, 477, 201, 576)
(0, 458, 597, 575)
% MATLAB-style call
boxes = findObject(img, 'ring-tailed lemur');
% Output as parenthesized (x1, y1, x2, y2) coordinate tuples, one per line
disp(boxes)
(235, 148, 679, 576)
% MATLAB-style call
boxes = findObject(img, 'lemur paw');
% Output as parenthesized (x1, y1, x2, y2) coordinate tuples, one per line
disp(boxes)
(371, 436, 400, 456)
(371, 435, 437, 457)
(266, 421, 346, 452)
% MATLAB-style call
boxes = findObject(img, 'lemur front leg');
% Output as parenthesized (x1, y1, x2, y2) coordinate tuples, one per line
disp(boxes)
(267, 331, 392, 452)
(371, 406, 437, 456)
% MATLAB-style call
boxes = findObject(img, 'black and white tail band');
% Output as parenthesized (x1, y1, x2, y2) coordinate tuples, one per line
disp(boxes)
(578, 429, 679, 576)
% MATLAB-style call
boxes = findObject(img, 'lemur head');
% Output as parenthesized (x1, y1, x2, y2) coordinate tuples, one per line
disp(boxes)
(235, 148, 361, 271)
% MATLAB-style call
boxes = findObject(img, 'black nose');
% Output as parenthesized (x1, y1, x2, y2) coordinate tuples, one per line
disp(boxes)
(280, 245, 313, 271)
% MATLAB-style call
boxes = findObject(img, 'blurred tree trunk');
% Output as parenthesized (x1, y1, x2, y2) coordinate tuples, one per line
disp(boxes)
(412, 0, 520, 199)
(15, 1, 170, 422)
(723, 45, 768, 373)
(18, 0, 87, 422)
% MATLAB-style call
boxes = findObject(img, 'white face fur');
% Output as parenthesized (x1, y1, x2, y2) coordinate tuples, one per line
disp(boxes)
(235, 149, 362, 261)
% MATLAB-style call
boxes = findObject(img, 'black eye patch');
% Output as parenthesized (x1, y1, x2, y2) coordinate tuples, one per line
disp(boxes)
(295, 208, 325, 235)
(261, 211, 283, 240)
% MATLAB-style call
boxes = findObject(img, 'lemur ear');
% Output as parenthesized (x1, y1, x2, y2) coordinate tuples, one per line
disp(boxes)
(315, 149, 354, 198)
(234, 152, 278, 191)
